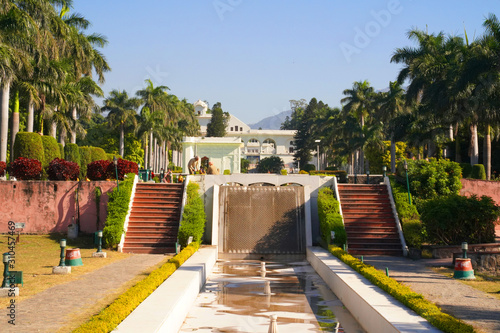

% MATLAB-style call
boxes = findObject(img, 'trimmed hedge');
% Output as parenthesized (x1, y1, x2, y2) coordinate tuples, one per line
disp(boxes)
(64, 143, 80, 167)
(460, 163, 472, 179)
(91, 146, 108, 162)
(58, 143, 64, 159)
(10, 157, 42, 180)
(73, 242, 200, 333)
(317, 187, 346, 246)
(87, 160, 112, 181)
(389, 176, 423, 249)
(102, 174, 135, 248)
(47, 158, 79, 181)
(471, 164, 486, 180)
(13, 132, 44, 163)
(108, 159, 139, 180)
(79, 147, 93, 179)
(106, 153, 122, 161)
(178, 182, 206, 246)
(328, 246, 474, 333)
(41, 135, 62, 169)
(0, 161, 6, 177)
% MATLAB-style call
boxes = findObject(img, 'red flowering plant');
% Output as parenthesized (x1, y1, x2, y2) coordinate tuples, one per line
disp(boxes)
(10, 157, 42, 180)
(0, 161, 6, 177)
(47, 158, 80, 181)
(107, 159, 138, 180)
(87, 160, 112, 180)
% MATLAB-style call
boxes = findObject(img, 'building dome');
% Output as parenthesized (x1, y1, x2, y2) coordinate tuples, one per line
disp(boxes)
(193, 99, 208, 115)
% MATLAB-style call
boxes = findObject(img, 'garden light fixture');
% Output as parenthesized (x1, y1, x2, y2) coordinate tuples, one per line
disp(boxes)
(382, 165, 387, 178)
(59, 239, 66, 267)
(2, 253, 10, 288)
(404, 160, 412, 205)
(315, 139, 321, 171)
(462, 242, 468, 259)
(113, 156, 119, 191)
(366, 170, 370, 184)
(97, 231, 103, 253)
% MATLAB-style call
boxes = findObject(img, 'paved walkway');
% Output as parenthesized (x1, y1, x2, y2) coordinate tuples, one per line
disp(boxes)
(0, 254, 166, 333)
(364, 256, 500, 333)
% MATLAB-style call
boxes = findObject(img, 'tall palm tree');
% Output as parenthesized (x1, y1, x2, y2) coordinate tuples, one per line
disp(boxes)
(103, 90, 140, 157)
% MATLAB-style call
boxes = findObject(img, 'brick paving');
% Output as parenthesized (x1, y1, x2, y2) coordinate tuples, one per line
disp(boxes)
(0, 254, 166, 333)
(364, 256, 500, 333)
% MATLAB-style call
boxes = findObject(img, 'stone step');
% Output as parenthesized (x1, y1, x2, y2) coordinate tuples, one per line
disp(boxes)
(122, 246, 176, 254)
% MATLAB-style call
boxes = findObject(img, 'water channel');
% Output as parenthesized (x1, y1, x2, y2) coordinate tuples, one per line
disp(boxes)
(179, 260, 365, 333)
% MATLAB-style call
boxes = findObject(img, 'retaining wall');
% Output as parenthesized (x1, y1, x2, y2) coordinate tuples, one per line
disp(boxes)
(461, 178, 500, 204)
(0, 181, 116, 234)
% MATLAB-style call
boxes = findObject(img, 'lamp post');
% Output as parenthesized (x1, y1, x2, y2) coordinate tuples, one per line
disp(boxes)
(59, 239, 66, 267)
(97, 231, 103, 253)
(315, 140, 321, 171)
(366, 170, 370, 184)
(404, 160, 412, 205)
(2, 253, 10, 288)
(113, 156, 119, 191)
(382, 165, 387, 178)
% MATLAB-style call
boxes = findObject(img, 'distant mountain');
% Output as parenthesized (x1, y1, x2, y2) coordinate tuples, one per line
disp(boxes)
(248, 110, 292, 130)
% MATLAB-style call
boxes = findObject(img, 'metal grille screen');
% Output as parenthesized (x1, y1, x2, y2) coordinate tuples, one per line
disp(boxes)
(220, 186, 305, 254)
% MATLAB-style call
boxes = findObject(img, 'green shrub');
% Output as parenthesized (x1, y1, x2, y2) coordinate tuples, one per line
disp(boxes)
(317, 187, 346, 246)
(91, 146, 108, 162)
(257, 155, 284, 173)
(280, 169, 288, 175)
(328, 246, 474, 333)
(106, 153, 122, 161)
(302, 163, 316, 173)
(389, 176, 423, 249)
(420, 194, 499, 245)
(471, 164, 486, 180)
(13, 132, 44, 162)
(178, 182, 206, 246)
(398, 159, 462, 201)
(310, 170, 348, 182)
(365, 141, 407, 174)
(73, 242, 199, 333)
(460, 163, 472, 178)
(79, 146, 93, 179)
(58, 143, 64, 159)
(41, 136, 62, 169)
(103, 174, 135, 248)
(223, 169, 230, 175)
(64, 143, 80, 167)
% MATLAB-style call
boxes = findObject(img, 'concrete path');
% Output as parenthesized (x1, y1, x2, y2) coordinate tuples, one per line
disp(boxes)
(364, 256, 500, 333)
(0, 254, 166, 333)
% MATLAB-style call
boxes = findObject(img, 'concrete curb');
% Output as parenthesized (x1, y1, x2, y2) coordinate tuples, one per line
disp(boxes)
(307, 247, 441, 333)
(114, 246, 217, 333)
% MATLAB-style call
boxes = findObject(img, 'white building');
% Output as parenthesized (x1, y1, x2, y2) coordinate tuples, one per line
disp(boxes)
(185, 100, 305, 173)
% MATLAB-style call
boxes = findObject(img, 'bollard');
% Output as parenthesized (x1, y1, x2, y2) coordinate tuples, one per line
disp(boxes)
(59, 239, 66, 267)
(385, 267, 389, 277)
(97, 231, 103, 253)
(361, 256, 364, 263)
(261, 261, 266, 272)
(268, 314, 278, 333)
(366, 170, 370, 184)
(453, 258, 475, 280)
(264, 281, 271, 295)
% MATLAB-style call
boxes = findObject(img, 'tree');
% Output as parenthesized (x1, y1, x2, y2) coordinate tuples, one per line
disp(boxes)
(103, 90, 140, 157)
(206, 102, 229, 137)
(257, 156, 284, 173)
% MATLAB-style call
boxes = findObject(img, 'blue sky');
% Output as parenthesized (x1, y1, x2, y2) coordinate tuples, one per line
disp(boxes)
(75, 0, 498, 124)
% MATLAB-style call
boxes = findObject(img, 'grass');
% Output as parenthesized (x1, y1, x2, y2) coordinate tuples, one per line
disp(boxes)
(430, 266, 500, 301)
(0, 234, 131, 309)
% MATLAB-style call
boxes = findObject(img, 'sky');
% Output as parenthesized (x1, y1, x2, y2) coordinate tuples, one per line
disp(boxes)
(74, 0, 499, 125)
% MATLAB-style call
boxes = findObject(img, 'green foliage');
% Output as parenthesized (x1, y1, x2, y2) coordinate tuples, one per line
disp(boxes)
(41, 136, 62, 169)
(178, 182, 206, 246)
(302, 163, 316, 173)
(91, 146, 108, 162)
(389, 176, 423, 248)
(310, 170, 348, 182)
(280, 169, 288, 175)
(471, 164, 486, 180)
(58, 143, 64, 159)
(102, 174, 136, 248)
(79, 147, 93, 179)
(73, 243, 199, 333)
(420, 194, 499, 245)
(328, 246, 474, 333)
(123, 133, 144, 165)
(460, 163, 472, 178)
(257, 155, 284, 173)
(64, 143, 80, 167)
(106, 153, 122, 161)
(241, 158, 250, 173)
(13, 132, 44, 163)
(223, 169, 230, 175)
(317, 187, 346, 246)
(400, 159, 462, 201)
(365, 141, 406, 173)
(206, 102, 229, 137)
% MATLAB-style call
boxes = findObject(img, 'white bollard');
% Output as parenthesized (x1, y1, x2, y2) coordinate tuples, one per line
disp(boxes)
(264, 281, 271, 295)
(268, 314, 278, 333)
(260, 262, 266, 272)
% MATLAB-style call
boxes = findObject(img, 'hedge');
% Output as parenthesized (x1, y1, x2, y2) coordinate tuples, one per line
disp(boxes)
(178, 182, 206, 246)
(471, 164, 486, 180)
(13, 132, 44, 163)
(10, 157, 42, 180)
(389, 176, 423, 249)
(460, 163, 472, 179)
(79, 147, 93, 179)
(310, 170, 348, 182)
(91, 147, 108, 162)
(328, 246, 474, 333)
(41, 135, 62, 169)
(73, 242, 200, 333)
(102, 174, 135, 248)
(317, 187, 346, 246)
(64, 143, 80, 167)
(58, 143, 64, 159)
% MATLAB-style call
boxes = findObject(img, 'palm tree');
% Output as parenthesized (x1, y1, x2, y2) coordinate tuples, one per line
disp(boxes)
(341, 80, 375, 173)
(103, 90, 140, 157)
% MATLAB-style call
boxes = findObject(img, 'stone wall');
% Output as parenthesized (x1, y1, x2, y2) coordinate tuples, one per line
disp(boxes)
(460, 178, 500, 204)
(0, 181, 116, 234)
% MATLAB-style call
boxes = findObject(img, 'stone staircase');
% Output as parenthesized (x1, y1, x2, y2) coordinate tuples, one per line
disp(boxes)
(338, 184, 403, 256)
(122, 183, 184, 254)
